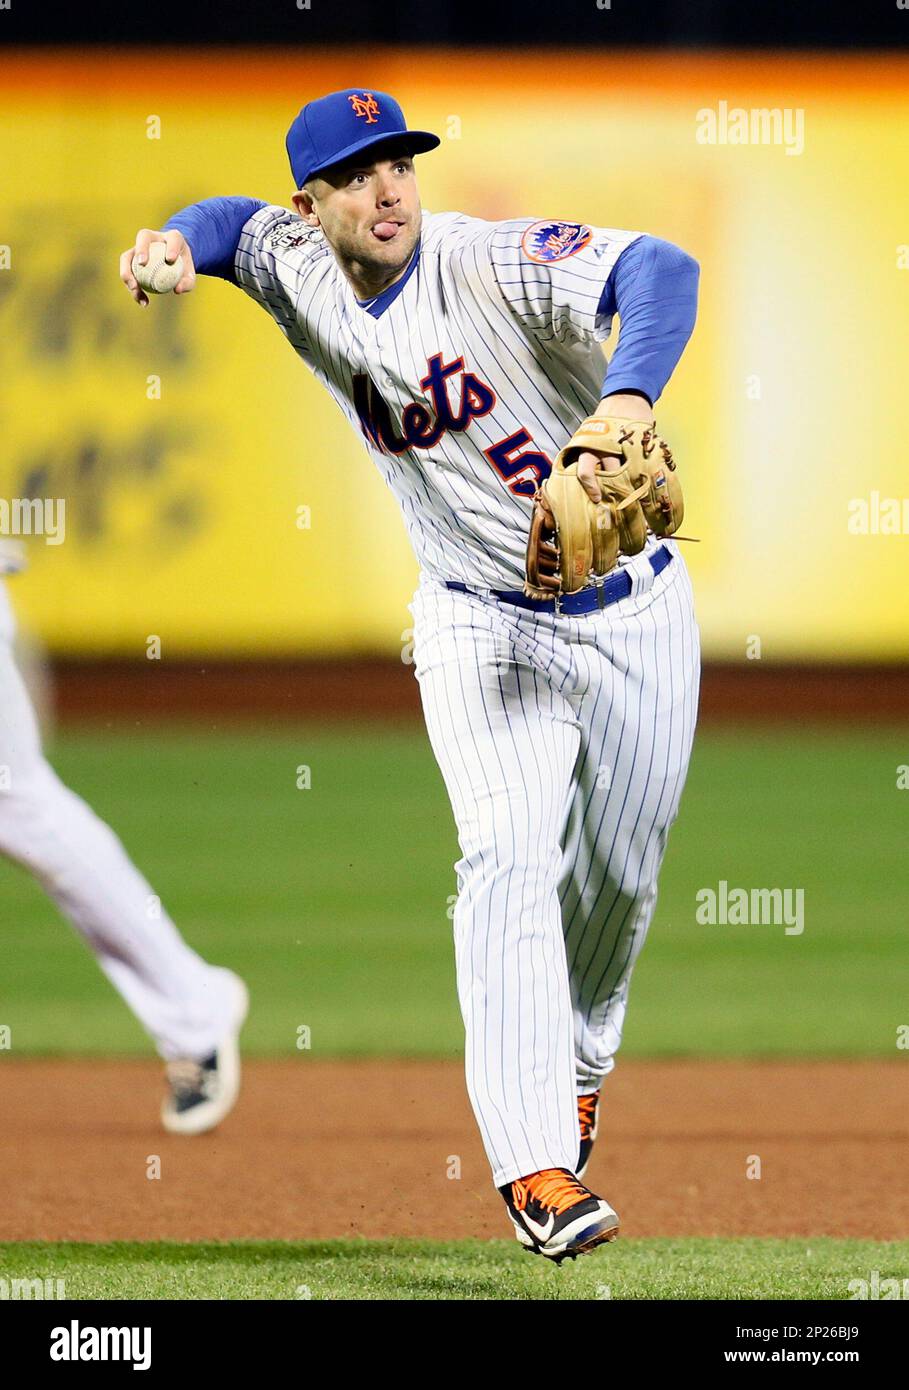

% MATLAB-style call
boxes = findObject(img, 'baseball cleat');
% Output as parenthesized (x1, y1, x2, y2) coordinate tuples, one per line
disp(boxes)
(500, 1167, 619, 1262)
(161, 972, 248, 1136)
(577, 1090, 600, 1179)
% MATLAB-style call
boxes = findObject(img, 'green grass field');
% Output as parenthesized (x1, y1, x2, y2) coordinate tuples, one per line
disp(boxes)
(2, 721, 905, 1300)
(1, 722, 904, 1057)
(2, 1237, 905, 1300)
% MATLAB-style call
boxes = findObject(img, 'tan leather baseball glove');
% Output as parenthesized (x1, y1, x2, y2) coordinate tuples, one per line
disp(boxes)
(524, 415, 684, 598)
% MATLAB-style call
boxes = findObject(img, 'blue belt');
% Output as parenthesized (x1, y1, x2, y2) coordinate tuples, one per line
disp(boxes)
(445, 545, 673, 616)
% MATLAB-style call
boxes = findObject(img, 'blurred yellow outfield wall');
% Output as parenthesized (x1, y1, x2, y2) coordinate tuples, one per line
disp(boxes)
(2, 50, 908, 658)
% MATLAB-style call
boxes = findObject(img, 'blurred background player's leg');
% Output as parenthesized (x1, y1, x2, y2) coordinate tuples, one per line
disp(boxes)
(0, 582, 246, 1130)
(559, 558, 700, 1155)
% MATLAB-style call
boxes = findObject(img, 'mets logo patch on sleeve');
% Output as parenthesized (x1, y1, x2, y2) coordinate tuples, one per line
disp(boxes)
(521, 221, 592, 264)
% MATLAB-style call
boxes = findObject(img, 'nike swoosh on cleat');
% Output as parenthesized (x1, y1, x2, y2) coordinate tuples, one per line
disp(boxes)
(520, 1211, 556, 1243)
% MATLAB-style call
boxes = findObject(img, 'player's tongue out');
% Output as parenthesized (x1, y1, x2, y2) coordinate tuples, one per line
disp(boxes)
(372, 221, 400, 241)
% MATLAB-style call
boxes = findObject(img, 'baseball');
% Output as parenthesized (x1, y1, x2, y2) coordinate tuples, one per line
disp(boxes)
(132, 242, 184, 294)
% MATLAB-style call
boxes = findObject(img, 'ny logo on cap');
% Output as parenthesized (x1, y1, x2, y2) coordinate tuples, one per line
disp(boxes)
(349, 92, 380, 124)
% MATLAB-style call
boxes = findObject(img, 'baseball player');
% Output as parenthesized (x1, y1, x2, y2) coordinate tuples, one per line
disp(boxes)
(121, 87, 700, 1260)
(0, 541, 248, 1135)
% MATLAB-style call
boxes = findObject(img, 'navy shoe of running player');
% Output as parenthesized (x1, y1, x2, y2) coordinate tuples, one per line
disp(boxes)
(500, 1167, 619, 1262)
(161, 972, 248, 1136)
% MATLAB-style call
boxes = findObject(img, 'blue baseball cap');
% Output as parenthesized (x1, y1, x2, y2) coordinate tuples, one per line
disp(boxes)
(286, 88, 440, 189)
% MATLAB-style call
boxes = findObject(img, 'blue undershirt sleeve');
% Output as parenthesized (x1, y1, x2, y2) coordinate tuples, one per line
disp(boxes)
(597, 235, 699, 405)
(163, 196, 267, 283)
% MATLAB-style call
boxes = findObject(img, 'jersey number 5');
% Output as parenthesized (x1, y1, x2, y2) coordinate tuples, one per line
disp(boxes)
(483, 430, 553, 498)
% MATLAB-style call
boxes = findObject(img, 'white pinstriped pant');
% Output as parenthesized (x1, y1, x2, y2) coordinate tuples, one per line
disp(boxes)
(0, 583, 239, 1061)
(411, 545, 700, 1188)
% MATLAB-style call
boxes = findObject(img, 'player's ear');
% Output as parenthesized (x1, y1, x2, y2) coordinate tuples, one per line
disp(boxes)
(292, 189, 320, 227)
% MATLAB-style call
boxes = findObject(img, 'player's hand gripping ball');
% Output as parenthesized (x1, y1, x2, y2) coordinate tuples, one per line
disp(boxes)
(524, 415, 684, 598)
(131, 242, 184, 294)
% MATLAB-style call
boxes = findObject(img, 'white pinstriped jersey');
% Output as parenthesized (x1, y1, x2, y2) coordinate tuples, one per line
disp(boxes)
(235, 208, 643, 589)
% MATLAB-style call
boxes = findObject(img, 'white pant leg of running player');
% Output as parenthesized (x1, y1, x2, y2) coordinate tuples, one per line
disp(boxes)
(412, 581, 581, 1186)
(411, 549, 698, 1188)
(0, 584, 241, 1062)
(558, 555, 700, 1097)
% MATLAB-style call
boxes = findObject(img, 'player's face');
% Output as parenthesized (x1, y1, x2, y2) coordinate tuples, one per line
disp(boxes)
(295, 151, 421, 293)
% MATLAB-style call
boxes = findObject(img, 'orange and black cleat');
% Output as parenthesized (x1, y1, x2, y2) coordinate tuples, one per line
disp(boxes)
(577, 1090, 600, 1179)
(499, 1167, 618, 1262)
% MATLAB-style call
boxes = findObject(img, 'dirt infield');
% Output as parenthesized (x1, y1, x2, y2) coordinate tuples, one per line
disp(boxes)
(47, 658, 909, 725)
(2, 1059, 906, 1242)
